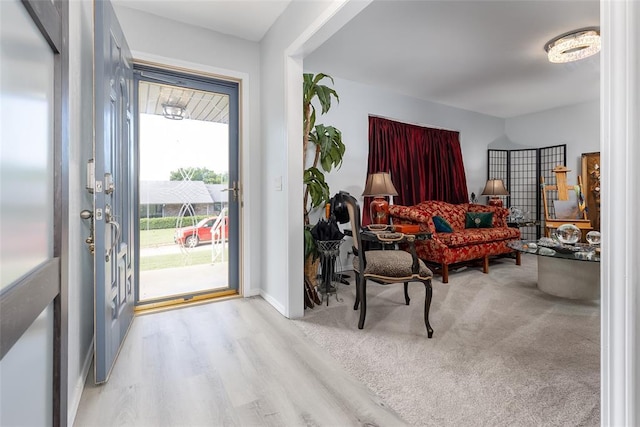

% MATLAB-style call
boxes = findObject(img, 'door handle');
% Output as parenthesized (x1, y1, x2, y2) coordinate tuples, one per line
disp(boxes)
(104, 204, 121, 262)
(221, 181, 239, 201)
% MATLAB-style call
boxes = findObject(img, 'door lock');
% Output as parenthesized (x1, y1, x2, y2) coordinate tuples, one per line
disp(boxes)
(80, 209, 95, 255)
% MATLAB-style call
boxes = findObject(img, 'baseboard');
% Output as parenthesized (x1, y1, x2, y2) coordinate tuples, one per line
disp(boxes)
(259, 290, 287, 317)
(68, 339, 94, 427)
(243, 288, 261, 297)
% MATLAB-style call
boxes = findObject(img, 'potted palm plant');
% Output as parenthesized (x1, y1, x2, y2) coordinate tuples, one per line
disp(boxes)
(303, 73, 345, 307)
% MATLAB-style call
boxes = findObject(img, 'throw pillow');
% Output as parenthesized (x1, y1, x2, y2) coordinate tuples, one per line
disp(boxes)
(433, 215, 454, 233)
(465, 212, 493, 228)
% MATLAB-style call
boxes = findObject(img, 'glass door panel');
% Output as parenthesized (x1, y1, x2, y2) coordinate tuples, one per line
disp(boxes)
(135, 71, 239, 305)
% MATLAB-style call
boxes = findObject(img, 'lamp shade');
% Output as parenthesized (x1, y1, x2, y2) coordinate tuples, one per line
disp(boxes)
(480, 179, 509, 207)
(362, 172, 399, 197)
(480, 179, 509, 196)
(362, 172, 398, 225)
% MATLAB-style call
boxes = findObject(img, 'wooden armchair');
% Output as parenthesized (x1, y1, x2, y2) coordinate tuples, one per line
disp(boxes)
(341, 191, 434, 337)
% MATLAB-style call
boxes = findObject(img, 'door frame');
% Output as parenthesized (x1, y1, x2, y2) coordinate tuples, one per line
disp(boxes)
(132, 61, 243, 309)
(0, 0, 69, 425)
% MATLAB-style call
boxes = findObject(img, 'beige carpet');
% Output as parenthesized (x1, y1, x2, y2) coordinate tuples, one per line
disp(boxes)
(293, 256, 600, 426)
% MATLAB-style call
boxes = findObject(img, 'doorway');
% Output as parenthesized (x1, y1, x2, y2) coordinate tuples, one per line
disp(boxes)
(134, 65, 240, 308)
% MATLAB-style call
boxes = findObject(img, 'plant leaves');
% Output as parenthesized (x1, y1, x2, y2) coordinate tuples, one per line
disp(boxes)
(304, 167, 330, 208)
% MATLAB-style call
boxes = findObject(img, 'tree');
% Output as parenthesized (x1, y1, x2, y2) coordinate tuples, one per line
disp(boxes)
(169, 167, 228, 184)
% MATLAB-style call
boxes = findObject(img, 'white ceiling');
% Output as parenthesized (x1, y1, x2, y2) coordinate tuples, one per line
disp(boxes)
(113, 0, 600, 119)
(111, 0, 291, 42)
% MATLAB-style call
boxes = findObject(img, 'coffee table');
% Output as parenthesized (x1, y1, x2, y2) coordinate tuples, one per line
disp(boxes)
(507, 240, 600, 300)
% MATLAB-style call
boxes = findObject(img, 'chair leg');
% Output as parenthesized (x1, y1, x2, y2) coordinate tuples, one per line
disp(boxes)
(515, 251, 521, 266)
(358, 277, 367, 329)
(482, 255, 489, 274)
(442, 263, 449, 283)
(353, 272, 360, 310)
(423, 279, 434, 338)
(404, 282, 410, 305)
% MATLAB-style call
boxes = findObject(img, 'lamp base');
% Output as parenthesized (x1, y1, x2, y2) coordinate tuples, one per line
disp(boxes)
(488, 197, 503, 207)
(370, 197, 389, 224)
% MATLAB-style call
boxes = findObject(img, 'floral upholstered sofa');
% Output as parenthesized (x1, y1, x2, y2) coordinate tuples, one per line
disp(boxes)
(389, 201, 521, 283)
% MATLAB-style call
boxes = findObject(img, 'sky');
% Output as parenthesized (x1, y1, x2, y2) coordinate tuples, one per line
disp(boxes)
(139, 113, 229, 181)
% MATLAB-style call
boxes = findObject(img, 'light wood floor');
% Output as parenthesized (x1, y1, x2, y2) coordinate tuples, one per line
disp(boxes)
(74, 296, 406, 426)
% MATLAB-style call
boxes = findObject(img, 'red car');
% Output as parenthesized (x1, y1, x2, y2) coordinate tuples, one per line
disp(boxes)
(174, 216, 229, 247)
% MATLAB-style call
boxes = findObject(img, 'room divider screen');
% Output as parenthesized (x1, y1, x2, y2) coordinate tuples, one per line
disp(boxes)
(488, 145, 566, 240)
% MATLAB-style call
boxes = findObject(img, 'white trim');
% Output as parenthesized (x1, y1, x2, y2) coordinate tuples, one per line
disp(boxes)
(282, 0, 370, 318)
(601, 0, 640, 424)
(68, 340, 94, 426)
(284, 55, 304, 319)
(129, 51, 255, 298)
(259, 290, 286, 317)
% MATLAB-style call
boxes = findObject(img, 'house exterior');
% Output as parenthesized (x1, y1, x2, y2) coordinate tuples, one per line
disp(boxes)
(139, 180, 228, 218)
(0, 0, 638, 426)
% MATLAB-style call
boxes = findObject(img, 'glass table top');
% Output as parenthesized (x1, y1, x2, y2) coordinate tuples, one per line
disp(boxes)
(508, 239, 600, 263)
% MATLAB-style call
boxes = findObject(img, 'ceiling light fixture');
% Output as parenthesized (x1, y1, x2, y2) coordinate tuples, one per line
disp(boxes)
(162, 104, 185, 120)
(544, 27, 600, 64)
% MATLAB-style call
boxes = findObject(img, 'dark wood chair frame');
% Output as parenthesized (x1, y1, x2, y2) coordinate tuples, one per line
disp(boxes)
(342, 192, 434, 338)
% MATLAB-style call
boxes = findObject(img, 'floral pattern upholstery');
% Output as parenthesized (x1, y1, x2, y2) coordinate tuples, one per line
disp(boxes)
(389, 201, 520, 282)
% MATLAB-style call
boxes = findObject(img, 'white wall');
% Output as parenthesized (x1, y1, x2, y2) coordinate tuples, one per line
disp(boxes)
(505, 100, 600, 184)
(112, 6, 262, 297)
(259, 0, 358, 318)
(67, 1, 95, 424)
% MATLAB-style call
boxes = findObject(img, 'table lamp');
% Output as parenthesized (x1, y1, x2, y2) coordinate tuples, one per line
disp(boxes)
(481, 178, 509, 207)
(362, 172, 399, 224)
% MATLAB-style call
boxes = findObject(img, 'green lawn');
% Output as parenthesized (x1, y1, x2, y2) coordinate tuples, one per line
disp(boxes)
(139, 228, 229, 271)
(140, 228, 175, 248)
(140, 251, 211, 271)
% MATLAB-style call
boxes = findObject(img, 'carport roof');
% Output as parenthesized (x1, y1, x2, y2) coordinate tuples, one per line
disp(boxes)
(140, 181, 213, 205)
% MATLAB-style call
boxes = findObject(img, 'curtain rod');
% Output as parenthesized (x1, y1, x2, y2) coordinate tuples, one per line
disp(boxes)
(368, 114, 460, 133)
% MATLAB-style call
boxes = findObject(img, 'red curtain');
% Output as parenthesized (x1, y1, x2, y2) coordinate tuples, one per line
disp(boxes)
(363, 116, 469, 224)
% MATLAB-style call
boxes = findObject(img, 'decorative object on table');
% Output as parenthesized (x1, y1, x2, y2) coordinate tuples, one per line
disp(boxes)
(376, 232, 405, 242)
(537, 237, 558, 248)
(541, 166, 592, 238)
(480, 178, 509, 207)
(538, 246, 557, 256)
(367, 224, 388, 231)
(586, 230, 601, 246)
(556, 223, 582, 244)
(581, 152, 601, 231)
(303, 73, 345, 308)
(393, 224, 420, 234)
(470, 192, 478, 204)
(508, 206, 524, 222)
(362, 171, 399, 225)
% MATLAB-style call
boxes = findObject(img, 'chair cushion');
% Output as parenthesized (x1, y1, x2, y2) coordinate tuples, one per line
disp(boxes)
(353, 250, 433, 279)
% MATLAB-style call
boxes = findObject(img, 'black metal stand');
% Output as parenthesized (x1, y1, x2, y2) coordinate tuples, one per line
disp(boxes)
(316, 240, 343, 306)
